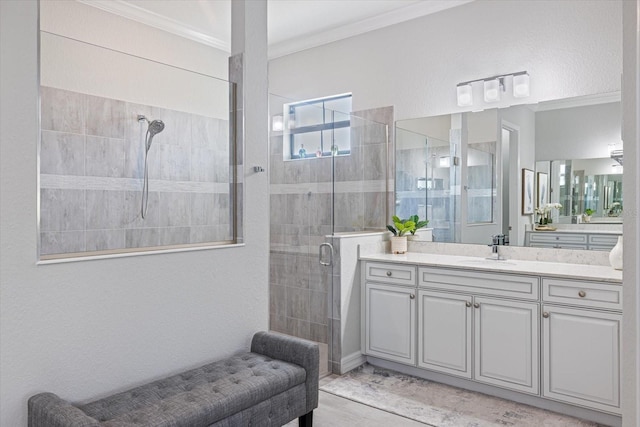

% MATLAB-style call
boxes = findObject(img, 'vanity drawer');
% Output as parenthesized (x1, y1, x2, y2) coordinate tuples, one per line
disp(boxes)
(365, 262, 416, 286)
(418, 267, 539, 300)
(542, 278, 622, 310)
(529, 233, 587, 244)
(588, 234, 620, 246)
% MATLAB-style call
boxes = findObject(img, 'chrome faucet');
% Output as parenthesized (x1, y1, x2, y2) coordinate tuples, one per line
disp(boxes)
(487, 234, 508, 260)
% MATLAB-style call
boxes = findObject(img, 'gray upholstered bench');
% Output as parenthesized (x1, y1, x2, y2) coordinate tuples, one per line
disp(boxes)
(28, 332, 319, 427)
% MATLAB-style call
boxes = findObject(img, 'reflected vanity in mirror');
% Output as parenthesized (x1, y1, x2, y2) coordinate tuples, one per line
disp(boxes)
(395, 92, 622, 250)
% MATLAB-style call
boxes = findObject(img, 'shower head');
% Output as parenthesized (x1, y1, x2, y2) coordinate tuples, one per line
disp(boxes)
(145, 119, 165, 150)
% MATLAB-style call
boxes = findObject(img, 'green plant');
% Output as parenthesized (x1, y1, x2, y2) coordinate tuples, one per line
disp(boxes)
(387, 215, 429, 236)
(584, 208, 595, 216)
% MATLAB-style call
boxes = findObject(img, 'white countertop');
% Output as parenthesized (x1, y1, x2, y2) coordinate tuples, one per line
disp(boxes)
(528, 229, 622, 235)
(360, 252, 622, 283)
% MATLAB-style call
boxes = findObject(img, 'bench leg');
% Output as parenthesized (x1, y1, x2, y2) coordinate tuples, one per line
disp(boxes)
(298, 411, 313, 427)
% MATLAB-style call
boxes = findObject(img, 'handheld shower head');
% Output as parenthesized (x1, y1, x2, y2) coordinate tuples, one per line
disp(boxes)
(145, 119, 165, 151)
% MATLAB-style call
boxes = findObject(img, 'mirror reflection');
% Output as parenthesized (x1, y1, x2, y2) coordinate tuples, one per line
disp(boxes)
(395, 94, 622, 249)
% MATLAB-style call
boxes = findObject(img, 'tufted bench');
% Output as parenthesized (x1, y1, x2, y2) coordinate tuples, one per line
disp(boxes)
(28, 332, 319, 427)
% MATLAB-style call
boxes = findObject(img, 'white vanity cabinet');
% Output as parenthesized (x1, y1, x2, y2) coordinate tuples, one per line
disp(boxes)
(363, 263, 416, 365)
(418, 268, 539, 394)
(541, 278, 622, 413)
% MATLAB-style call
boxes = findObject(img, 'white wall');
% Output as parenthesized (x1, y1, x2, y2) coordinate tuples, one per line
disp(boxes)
(535, 102, 621, 161)
(269, 1, 622, 120)
(0, 2, 268, 427)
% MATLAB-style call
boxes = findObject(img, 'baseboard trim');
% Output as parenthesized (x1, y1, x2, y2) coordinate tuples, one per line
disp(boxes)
(340, 352, 366, 374)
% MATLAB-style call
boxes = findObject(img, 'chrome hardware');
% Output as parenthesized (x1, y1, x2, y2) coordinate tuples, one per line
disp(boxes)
(543, 312, 550, 318)
(386, 271, 392, 277)
(410, 294, 415, 299)
(319, 243, 334, 266)
(253, 166, 265, 173)
(473, 302, 480, 308)
(465, 301, 472, 308)
(578, 290, 587, 298)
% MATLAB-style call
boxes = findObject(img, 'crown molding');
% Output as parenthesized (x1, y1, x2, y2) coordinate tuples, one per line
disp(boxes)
(268, 0, 473, 59)
(533, 92, 621, 112)
(77, 0, 230, 52)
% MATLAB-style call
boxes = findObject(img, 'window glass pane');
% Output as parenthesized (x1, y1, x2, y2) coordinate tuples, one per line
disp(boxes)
(325, 97, 351, 115)
(332, 127, 351, 154)
(293, 103, 324, 127)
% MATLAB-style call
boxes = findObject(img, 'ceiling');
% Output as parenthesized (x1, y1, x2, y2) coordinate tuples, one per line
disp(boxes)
(80, 0, 472, 58)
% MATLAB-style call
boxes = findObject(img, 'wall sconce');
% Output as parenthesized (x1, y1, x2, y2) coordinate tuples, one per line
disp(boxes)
(456, 71, 530, 107)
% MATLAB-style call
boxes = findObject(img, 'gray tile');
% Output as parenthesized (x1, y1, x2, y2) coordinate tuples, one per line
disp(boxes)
(309, 156, 333, 183)
(331, 318, 342, 363)
(40, 188, 85, 232)
(85, 94, 125, 138)
(85, 229, 125, 251)
(189, 225, 217, 244)
(363, 143, 386, 181)
(86, 190, 125, 230)
(124, 134, 145, 179)
(214, 152, 230, 183)
(270, 224, 310, 252)
(334, 147, 363, 182)
(270, 194, 287, 225)
(364, 192, 387, 229)
(309, 258, 331, 292)
(285, 194, 310, 226)
(284, 253, 310, 289)
(158, 227, 190, 246)
(190, 147, 215, 182)
(191, 114, 218, 150)
(40, 231, 85, 255)
(158, 192, 190, 227)
(334, 192, 364, 230)
(40, 86, 84, 134)
(190, 193, 216, 226)
(151, 106, 191, 147)
(40, 131, 85, 176)
(85, 136, 125, 177)
(286, 317, 311, 341)
(270, 153, 285, 185)
(123, 190, 160, 228)
(286, 287, 310, 320)
(270, 314, 288, 335)
(310, 290, 328, 324)
(282, 158, 310, 184)
(332, 278, 341, 320)
(154, 144, 191, 181)
(125, 228, 160, 248)
(310, 192, 332, 226)
(213, 194, 230, 225)
(310, 322, 328, 344)
(270, 284, 286, 317)
(270, 134, 283, 157)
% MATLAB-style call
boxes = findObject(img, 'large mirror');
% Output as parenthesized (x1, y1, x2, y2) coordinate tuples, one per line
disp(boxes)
(395, 94, 622, 249)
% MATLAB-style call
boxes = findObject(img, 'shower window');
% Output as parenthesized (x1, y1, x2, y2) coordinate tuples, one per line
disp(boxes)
(284, 94, 352, 159)
(38, 7, 241, 261)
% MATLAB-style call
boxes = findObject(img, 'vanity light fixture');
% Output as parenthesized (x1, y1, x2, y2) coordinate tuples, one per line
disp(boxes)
(512, 72, 530, 98)
(456, 83, 473, 107)
(484, 77, 504, 102)
(456, 71, 530, 107)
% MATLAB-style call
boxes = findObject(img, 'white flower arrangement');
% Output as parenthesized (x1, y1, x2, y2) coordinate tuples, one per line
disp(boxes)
(535, 203, 562, 225)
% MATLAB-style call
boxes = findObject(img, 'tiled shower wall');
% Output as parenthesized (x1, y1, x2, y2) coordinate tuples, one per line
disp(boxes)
(269, 105, 393, 372)
(40, 86, 231, 256)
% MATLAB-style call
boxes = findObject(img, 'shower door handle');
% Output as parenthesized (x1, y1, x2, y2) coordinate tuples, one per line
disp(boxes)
(319, 243, 334, 267)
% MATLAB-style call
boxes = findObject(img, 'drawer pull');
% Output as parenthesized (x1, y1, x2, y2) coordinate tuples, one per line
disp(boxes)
(543, 312, 550, 318)
(410, 294, 415, 299)
(465, 301, 472, 308)
(473, 302, 480, 308)
(386, 271, 392, 277)
(578, 290, 587, 298)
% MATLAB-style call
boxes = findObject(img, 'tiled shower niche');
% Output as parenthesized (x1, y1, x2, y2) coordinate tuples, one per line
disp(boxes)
(40, 86, 231, 257)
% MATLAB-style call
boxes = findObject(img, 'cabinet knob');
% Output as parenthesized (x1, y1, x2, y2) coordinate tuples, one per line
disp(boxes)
(386, 271, 392, 277)
(543, 312, 550, 318)
(465, 301, 472, 308)
(578, 290, 586, 298)
(473, 302, 480, 308)
(410, 294, 415, 299)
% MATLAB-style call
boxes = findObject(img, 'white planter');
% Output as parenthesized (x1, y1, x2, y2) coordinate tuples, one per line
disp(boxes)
(609, 236, 623, 270)
(390, 236, 408, 254)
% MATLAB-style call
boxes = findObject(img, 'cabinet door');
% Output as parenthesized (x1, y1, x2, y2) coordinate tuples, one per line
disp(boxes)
(365, 282, 416, 365)
(418, 290, 472, 378)
(473, 297, 539, 394)
(542, 305, 620, 413)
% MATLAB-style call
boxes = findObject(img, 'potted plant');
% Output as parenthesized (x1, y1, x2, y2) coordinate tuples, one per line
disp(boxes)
(583, 208, 595, 223)
(387, 215, 429, 254)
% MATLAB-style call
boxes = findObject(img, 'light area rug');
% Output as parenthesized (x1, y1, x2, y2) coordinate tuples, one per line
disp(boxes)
(319, 364, 602, 427)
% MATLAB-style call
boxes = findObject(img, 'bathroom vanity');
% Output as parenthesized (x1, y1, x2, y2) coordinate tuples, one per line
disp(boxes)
(360, 253, 622, 422)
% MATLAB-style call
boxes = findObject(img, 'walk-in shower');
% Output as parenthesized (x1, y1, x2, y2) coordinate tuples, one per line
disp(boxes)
(138, 115, 165, 219)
